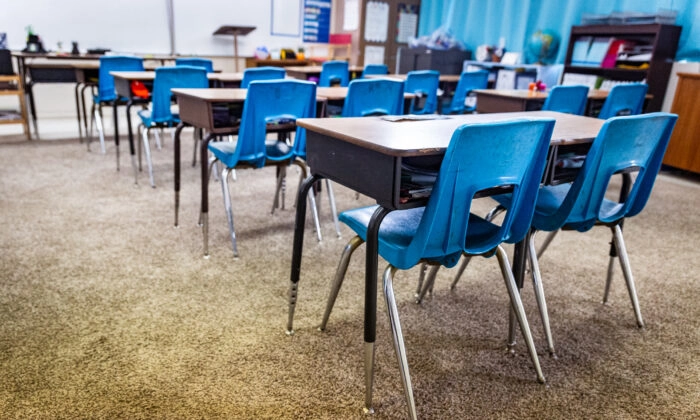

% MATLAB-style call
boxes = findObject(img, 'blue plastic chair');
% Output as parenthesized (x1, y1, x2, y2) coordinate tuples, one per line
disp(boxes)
(319, 60, 349, 87)
(404, 70, 440, 114)
(486, 113, 677, 356)
(319, 118, 556, 418)
(137, 65, 208, 187)
(206, 80, 319, 257)
(240, 66, 286, 88)
(441, 70, 489, 114)
(541, 85, 590, 115)
(362, 63, 389, 77)
(341, 78, 404, 117)
(175, 57, 214, 73)
(597, 83, 648, 119)
(89, 55, 144, 154)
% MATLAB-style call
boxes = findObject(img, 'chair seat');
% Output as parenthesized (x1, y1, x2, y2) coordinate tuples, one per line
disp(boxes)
(340, 205, 502, 270)
(208, 139, 292, 168)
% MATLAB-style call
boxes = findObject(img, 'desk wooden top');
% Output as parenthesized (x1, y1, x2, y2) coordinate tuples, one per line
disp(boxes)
(172, 88, 248, 102)
(474, 88, 644, 101)
(298, 111, 605, 157)
(284, 65, 364, 74)
(111, 71, 241, 82)
(366, 74, 462, 83)
(315, 86, 415, 101)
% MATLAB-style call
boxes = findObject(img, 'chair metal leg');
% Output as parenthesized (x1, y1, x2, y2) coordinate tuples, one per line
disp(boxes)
(318, 235, 363, 331)
(154, 128, 162, 150)
(415, 262, 427, 297)
(192, 128, 199, 167)
(495, 245, 545, 383)
(485, 204, 505, 222)
(325, 179, 342, 237)
(416, 264, 439, 304)
(527, 231, 556, 356)
(308, 182, 323, 242)
(603, 256, 615, 304)
(537, 230, 559, 259)
(450, 254, 472, 290)
(271, 165, 286, 214)
(141, 126, 156, 188)
(382, 265, 418, 420)
(220, 166, 240, 257)
(611, 225, 644, 328)
(94, 106, 106, 154)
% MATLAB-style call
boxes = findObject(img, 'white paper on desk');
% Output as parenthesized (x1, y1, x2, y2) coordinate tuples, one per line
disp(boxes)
(364, 1, 389, 42)
(364, 45, 385, 65)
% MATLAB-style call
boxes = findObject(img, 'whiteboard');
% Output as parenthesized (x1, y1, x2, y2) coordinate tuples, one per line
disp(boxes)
(0, 0, 306, 56)
(173, 0, 304, 55)
(0, 0, 170, 54)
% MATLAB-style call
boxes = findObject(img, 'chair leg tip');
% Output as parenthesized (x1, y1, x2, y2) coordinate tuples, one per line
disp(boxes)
(285, 329, 295, 336)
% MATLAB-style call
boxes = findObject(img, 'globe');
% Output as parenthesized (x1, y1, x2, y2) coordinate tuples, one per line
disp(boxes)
(525, 30, 560, 64)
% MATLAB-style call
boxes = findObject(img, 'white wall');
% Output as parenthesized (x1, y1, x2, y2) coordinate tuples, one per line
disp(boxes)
(0, 0, 306, 56)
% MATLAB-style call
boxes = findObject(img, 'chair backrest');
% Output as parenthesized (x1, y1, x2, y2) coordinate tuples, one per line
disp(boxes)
(597, 83, 648, 119)
(404, 70, 440, 114)
(542, 85, 590, 115)
(240, 66, 286, 88)
(341, 78, 404, 117)
(393, 118, 555, 269)
(97, 55, 145, 102)
(319, 60, 349, 87)
(234, 80, 317, 167)
(175, 57, 214, 73)
(536, 112, 677, 233)
(445, 70, 489, 114)
(150, 65, 209, 123)
(362, 64, 389, 76)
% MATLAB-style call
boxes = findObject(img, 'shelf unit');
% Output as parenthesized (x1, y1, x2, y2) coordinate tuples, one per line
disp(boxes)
(0, 75, 30, 139)
(563, 24, 681, 112)
(662, 72, 700, 174)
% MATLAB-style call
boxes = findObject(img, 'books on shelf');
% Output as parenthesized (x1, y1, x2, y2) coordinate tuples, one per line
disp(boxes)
(562, 72, 601, 89)
(570, 36, 644, 68)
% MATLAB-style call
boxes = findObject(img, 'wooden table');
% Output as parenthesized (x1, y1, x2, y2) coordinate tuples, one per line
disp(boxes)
(288, 111, 605, 414)
(473, 88, 648, 116)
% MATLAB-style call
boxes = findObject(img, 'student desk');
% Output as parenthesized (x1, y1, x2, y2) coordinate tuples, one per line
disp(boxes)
(170, 87, 347, 256)
(110, 71, 245, 172)
(288, 111, 605, 414)
(473, 88, 652, 116)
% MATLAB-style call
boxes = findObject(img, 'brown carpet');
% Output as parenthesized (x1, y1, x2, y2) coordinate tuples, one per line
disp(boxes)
(1, 135, 699, 419)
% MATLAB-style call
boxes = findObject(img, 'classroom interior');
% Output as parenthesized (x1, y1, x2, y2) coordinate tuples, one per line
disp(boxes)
(1, 1, 699, 419)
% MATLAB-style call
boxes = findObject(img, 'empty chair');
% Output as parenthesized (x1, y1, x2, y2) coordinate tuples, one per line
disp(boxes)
(404, 70, 440, 114)
(240, 66, 286, 88)
(482, 113, 677, 356)
(206, 80, 319, 257)
(319, 118, 556, 419)
(89, 55, 145, 154)
(175, 57, 214, 73)
(341, 78, 404, 117)
(362, 63, 389, 77)
(597, 83, 648, 119)
(137, 66, 209, 187)
(441, 70, 489, 114)
(319, 60, 349, 87)
(541, 85, 590, 115)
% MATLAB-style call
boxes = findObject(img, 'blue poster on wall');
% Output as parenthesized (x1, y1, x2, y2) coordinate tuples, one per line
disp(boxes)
(303, 0, 331, 43)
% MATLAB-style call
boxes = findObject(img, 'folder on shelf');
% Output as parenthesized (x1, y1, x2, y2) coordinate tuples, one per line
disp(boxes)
(571, 36, 592, 65)
(586, 37, 614, 66)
